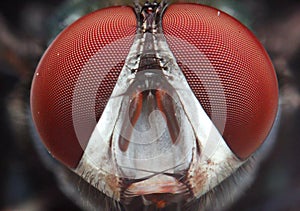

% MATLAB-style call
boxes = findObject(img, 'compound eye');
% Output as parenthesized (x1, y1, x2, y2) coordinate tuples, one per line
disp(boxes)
(162, 4, 278, 159)
(30, 6, 137, 168)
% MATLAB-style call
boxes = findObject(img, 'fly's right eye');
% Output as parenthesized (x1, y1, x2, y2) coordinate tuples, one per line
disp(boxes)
(30, 6, 137, 168)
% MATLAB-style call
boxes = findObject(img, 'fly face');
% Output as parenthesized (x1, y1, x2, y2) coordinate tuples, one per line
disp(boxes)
(31, 0, 279, 210)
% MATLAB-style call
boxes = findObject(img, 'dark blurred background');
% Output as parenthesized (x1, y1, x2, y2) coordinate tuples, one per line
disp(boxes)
(0, 0, 299, 210)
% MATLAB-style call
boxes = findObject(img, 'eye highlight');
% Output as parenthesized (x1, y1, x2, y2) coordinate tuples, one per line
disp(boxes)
(162, 3, 278, 159)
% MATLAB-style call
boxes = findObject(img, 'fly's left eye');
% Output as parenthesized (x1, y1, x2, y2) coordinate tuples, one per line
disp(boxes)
(30, 6, 137, 168)
(162, 3, 278, 159)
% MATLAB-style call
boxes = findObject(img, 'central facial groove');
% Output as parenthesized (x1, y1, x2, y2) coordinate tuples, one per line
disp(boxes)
(118, 88, 181, 152)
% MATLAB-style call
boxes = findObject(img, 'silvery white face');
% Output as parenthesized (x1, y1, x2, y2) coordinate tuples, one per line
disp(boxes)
(31, 0, 279, 210)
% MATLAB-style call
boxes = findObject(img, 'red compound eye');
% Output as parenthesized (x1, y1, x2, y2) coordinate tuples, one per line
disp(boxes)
(162, 4, 278, 159)
(31, 6, 137, 168)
